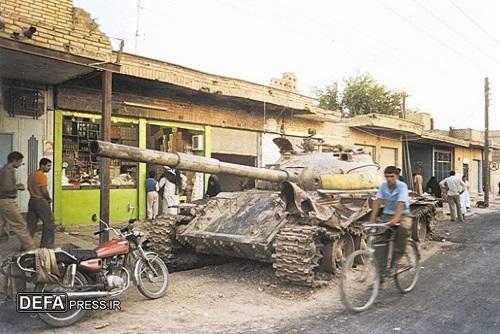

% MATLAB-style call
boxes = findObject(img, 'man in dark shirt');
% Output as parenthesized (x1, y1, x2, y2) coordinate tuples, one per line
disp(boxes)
(145, 170, 159, 220)
(0, 152, 36, 251)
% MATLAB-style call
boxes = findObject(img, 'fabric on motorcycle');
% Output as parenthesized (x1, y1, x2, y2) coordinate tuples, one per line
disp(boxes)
(3, 261, 27, 300)
(35, 248, 61, 283)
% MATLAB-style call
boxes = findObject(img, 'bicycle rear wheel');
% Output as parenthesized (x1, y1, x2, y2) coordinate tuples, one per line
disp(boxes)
(340, 250, 380, 312)
(395, 240, 420, 293)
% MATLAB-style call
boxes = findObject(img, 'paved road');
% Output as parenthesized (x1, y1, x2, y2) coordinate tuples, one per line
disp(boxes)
(274, 212, 500, 334)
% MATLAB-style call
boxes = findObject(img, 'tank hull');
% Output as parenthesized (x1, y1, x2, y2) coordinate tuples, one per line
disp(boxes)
(177, 191, 287, 262)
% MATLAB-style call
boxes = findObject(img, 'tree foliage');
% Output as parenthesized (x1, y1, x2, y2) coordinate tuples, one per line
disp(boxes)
(314, 73, 405, 117)
(312, 82, 342, 113)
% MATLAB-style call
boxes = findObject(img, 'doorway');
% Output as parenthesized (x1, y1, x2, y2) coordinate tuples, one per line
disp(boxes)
(0, 133, 13, 166)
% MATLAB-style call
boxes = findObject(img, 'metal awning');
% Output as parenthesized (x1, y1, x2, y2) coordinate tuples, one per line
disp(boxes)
(347, 114, 424, 139)
(0, 38, 119, 84)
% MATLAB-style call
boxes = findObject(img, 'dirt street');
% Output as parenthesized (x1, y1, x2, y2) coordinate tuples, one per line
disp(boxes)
(0, 233, 442, 333)
(0, 209, 497, 334)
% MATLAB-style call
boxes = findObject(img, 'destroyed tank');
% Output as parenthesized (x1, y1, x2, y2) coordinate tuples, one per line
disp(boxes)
(90, 139, 437, 287)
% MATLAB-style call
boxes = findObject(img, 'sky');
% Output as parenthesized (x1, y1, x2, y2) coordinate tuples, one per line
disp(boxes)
(74, 0, 500, 131)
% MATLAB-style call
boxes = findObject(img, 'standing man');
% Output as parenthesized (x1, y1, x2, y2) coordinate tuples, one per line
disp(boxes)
(413, 172, 424, 195)
(370, 166, 412, 265)
(27, 158, 55, 248)
(439, 171, 466, 222)
(0, 152, 36, 251)
(145, 170, 159, 220)
(158, 167, 179, 215)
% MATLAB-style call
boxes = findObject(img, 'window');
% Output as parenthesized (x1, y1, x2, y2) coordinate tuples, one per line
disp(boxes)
(434, 150, 452, 182)
(355, 144, 375, 161)
(62, 116, 138, 188)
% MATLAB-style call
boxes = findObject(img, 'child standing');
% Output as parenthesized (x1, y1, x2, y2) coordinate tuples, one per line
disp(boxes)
(146, 170, 159, 220)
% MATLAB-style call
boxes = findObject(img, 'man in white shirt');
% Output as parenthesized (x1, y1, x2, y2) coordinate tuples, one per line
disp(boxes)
(439, 171, 466, 222)
(158, 167, 187, 215)
(158, 167, 179, 215)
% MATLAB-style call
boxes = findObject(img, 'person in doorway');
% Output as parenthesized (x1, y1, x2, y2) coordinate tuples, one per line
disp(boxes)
(396, 168, 407, 185)
(369, 166, 412, 272)
(413, 172, 424, 196)
(158, 167, 180, 215)
(205, 175, 222, 198)
(460, 175, 471, 213)
(27, 158, 55, 249)
(145, 170, 159, 220)
(425, 176, 442, 198)
(0, 152, 36, 251)
(439, 171, 466, 222)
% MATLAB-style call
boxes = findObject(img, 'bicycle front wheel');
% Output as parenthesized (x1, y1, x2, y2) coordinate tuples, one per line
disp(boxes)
(340, 250, 380, 312)
(395, 239, 420, 293)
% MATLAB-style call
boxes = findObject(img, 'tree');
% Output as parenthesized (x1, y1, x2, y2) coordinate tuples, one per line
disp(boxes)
(314, 73, 405, 117)
(313, 82, 342, 112)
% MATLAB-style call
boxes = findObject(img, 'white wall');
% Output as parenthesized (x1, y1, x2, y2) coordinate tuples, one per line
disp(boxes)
(0, 81, 54, 212)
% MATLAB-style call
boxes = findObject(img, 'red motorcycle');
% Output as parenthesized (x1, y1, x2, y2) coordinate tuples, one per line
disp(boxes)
(1, 215, 169, 328)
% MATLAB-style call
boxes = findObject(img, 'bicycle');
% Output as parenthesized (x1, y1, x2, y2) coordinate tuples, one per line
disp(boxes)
(340, 222, 420, 312)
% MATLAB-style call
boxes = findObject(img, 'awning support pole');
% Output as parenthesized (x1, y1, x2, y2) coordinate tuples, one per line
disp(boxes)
(99, 70, 112, 244)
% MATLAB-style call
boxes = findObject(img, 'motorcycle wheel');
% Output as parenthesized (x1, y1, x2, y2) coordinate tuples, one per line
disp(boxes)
(35, 271, 88, 328)
(135, 253, 169, 299)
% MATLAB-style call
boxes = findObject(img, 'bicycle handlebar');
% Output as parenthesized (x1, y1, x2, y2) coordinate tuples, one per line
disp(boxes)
(362, 222, 400, 228)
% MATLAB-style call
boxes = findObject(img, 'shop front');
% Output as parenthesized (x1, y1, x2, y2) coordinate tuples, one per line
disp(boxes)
(53, 110, 209, 226)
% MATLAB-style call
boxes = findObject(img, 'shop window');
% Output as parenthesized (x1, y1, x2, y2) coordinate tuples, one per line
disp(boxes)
(4, 86, 45, 119)
(434, 150, 452, 182)
(146, 125, 204, 201)
(62, 116, 138, 189)
(110, 122, 138, 187)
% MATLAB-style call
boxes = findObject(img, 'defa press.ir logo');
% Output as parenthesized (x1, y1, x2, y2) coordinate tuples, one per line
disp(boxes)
(17, 293, 121, 312)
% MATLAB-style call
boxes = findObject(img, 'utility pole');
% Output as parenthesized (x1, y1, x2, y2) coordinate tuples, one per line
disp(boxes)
(134, 0, 142, 53)
(484, 77, 490, 206)
(401, 92, 408, 119)
(401, 92, 413, 190)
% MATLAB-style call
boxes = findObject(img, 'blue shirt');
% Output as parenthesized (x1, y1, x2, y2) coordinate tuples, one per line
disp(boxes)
(376, 180, 410, 215)
(145, 178, 158, 193)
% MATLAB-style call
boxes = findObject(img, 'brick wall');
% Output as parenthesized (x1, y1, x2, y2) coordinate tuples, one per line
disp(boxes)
(450, 128, 484, 142)
(0, 0, 112, 60)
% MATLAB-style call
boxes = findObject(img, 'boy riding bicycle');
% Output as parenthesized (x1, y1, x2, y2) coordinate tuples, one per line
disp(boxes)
(369, 165, 413, 274)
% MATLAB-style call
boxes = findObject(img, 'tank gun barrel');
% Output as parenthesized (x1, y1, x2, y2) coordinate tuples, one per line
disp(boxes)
(90, 140, 290, 182)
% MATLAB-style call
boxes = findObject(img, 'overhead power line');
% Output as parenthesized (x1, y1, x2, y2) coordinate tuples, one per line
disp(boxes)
(375, 0, 482, 70)
(410, 0, 500, 66)
(448, 0, 500, 50)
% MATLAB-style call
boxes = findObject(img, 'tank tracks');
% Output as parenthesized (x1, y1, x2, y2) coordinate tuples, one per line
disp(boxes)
(272, 224, 361, 287)
(145, 215, 178, 265)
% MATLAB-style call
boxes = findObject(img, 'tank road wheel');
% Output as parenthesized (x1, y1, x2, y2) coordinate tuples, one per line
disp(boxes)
(146, 215, 178, 265)
(320, 233, 355, 274)
(273, 225, 326, 287)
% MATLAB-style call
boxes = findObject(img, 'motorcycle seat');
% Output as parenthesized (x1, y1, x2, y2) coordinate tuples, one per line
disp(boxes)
(68, 249, 98, 262)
